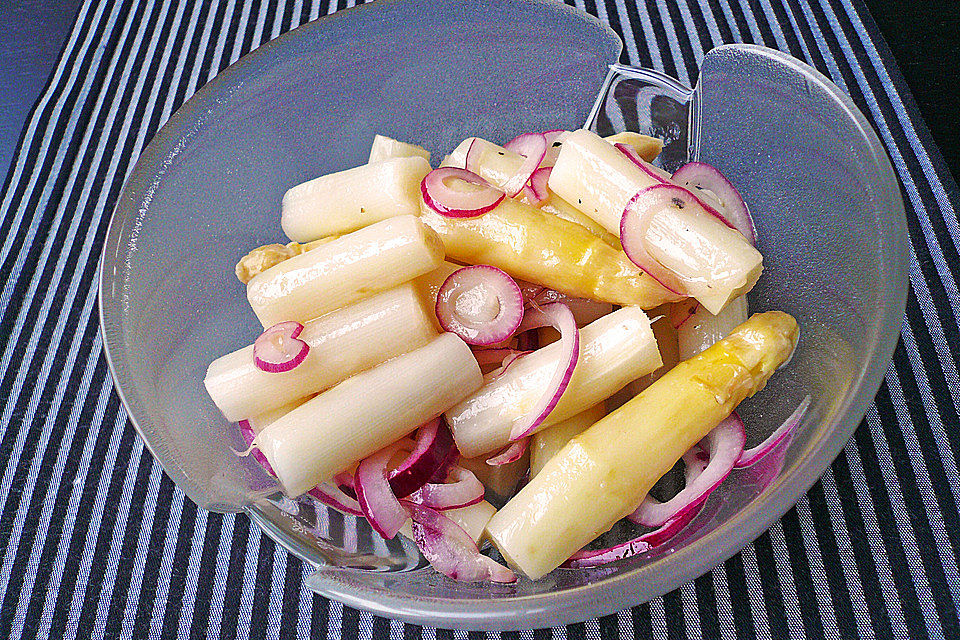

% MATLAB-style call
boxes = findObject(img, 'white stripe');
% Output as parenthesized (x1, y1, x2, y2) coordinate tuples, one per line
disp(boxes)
(791, 495, 842, 637)
(679, 580, 702, 639)
(737, 543, 774, 639)
(766, 0, 817, 64)
(206, 0, 240, 83)
(817, 464, 895, 637)
(648, 594, 668, 638)
(764, 521, 807, 638)
(237, 525, 263, 640)
(690, 0, 724, 48)
(204, 514, 238, 640)
(840, 419, 919, 634)
(672, 0, 707, 63)
(265, 542, 288, 640)
(117, 458, 165, 640)
(749, 0, 792, 52)
(298, 564, 314, 640)
(146, 488, 188, 636)
(652, 1, 692, 86)
(711, 568, 739, 640)
(182, 0, 223, 99)
(175, 509, 212, 639)
(157, 0, 208, 122)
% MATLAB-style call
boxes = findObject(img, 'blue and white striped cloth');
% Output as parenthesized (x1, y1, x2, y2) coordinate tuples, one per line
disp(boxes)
(0, 0, 957, 637)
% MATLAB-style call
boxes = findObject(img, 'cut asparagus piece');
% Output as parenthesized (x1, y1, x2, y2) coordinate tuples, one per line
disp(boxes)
(412, 261, 462, 317)
(205, 284, 437, 422)
(458, 450, 530, 500)
(442, 137, 617, 244)
(247, 215, 444, 327)
(677, 296, 749, 361)
(419, 198, 680, 308)
(549, 130, 763, 313)
(446, 307, 661, 458)
(604, 132, 663, 162)
(235, 238, 336, 284)
(244, 397, 312, 435)
(485, 311, 799, 579)
(258, 333, 482, 496)
(397, 500, 496, 544)
(529, 403, 605, 478)
(282, 156, 432, 241)
(368, 134, 431, 164)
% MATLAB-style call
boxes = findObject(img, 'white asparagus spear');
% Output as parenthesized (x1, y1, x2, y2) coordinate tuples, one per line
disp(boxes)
(529, 403, 605, 478)
(257, 333, 482, 497)
(205, 284, 437, 421)
(282, 156, 432, 241)
(368, 134, 431, 164)
(412, 261, 461, 318)
(247, 215, 444, 327)
(446, 306, 661, 458)
(548, 130, 762, 314)
(441, 137, 616, 244)
(397, 500, 497, 544)
(244, 397, 312, 435)
(486, 311, 799, 579)
(677, 295, 749, 361)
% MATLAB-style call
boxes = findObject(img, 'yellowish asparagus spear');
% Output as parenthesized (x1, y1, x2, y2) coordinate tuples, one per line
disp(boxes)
(235, 238, 337, 283)
(529, 403, 605, 478)
(604, 132, 663, 162)
(485, 311, 799, 579)
(419, 198, 681, 308)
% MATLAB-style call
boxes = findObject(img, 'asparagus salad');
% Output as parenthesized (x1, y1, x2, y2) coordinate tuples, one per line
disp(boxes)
(205, 129, 807, 582)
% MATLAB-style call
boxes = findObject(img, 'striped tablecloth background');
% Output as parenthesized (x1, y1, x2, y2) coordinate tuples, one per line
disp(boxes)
(1, 0, 958, 637)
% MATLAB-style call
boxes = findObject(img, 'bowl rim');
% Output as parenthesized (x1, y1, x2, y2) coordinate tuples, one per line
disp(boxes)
(96, 0, 910, 628)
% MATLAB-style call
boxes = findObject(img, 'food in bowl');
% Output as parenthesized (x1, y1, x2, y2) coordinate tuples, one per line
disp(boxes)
(203, 128, 806, 582)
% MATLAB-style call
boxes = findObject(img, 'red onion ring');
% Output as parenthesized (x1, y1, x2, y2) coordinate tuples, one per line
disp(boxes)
(502, 133, 547, 196)
(405, 501, 516, 583)
(308, 482, 363, 516)
(409, 466, 485, 510)
(541, 130, 569, 167)
(463, 138, 479, 172)
(735, 396, 810, 468)
(629, 413, 746, 528)
(614, 142, 672, 184)
(486, 437, 529, 466)
(507, 302, 580, 441)
(253, 321, 309, 373)
(672, 162, 755, 244)
(564, 501, 705, 569)
(388, 418, 456, 498)
(435, 266, 524, 346)
(669, 299, 700, 329)
(531, 288, 613, 326)
(620, 184, 701, 295)
(526, 167, 551, 205)
(421, 167, 505, 218)
(355, 443, 410, 539)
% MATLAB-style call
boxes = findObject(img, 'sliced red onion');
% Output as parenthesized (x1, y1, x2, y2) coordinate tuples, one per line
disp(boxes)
(486, 437, 529, 466)
(238, 419, 274, 475)
(531, 289, 613, 326)
(471, 347, 526, 367)
(507, 303, 580, 441)
(629, 413, 746, 528)
(388, 418, 456, 498)
(563, 502, 704, 569)
(421, 167, 505, 218)
(409, 466, 485, 510)
(253, 321, 309, 373)
(614, 143, 672, 184)
(436, 266, 524, 346)
(526, 167, 551, 205)
(502, 133, 547, 196)
(672, 162, 755, 243)
(541, 130, 569, 167)
(620, 184, 700, 295)
(405, 501, 516, 583)
(735, 396, 811, 468)
(308, 482, 363, 516)
(355, 443, 409, 539)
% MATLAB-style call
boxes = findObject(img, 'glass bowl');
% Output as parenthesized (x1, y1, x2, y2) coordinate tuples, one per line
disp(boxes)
(98, 0, 909, 630)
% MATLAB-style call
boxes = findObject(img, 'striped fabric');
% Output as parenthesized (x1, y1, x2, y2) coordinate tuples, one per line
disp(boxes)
(0, 0, 957, 637)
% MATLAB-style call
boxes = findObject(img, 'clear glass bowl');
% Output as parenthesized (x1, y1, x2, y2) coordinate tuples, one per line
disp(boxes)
(98, 0, 909, 630)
